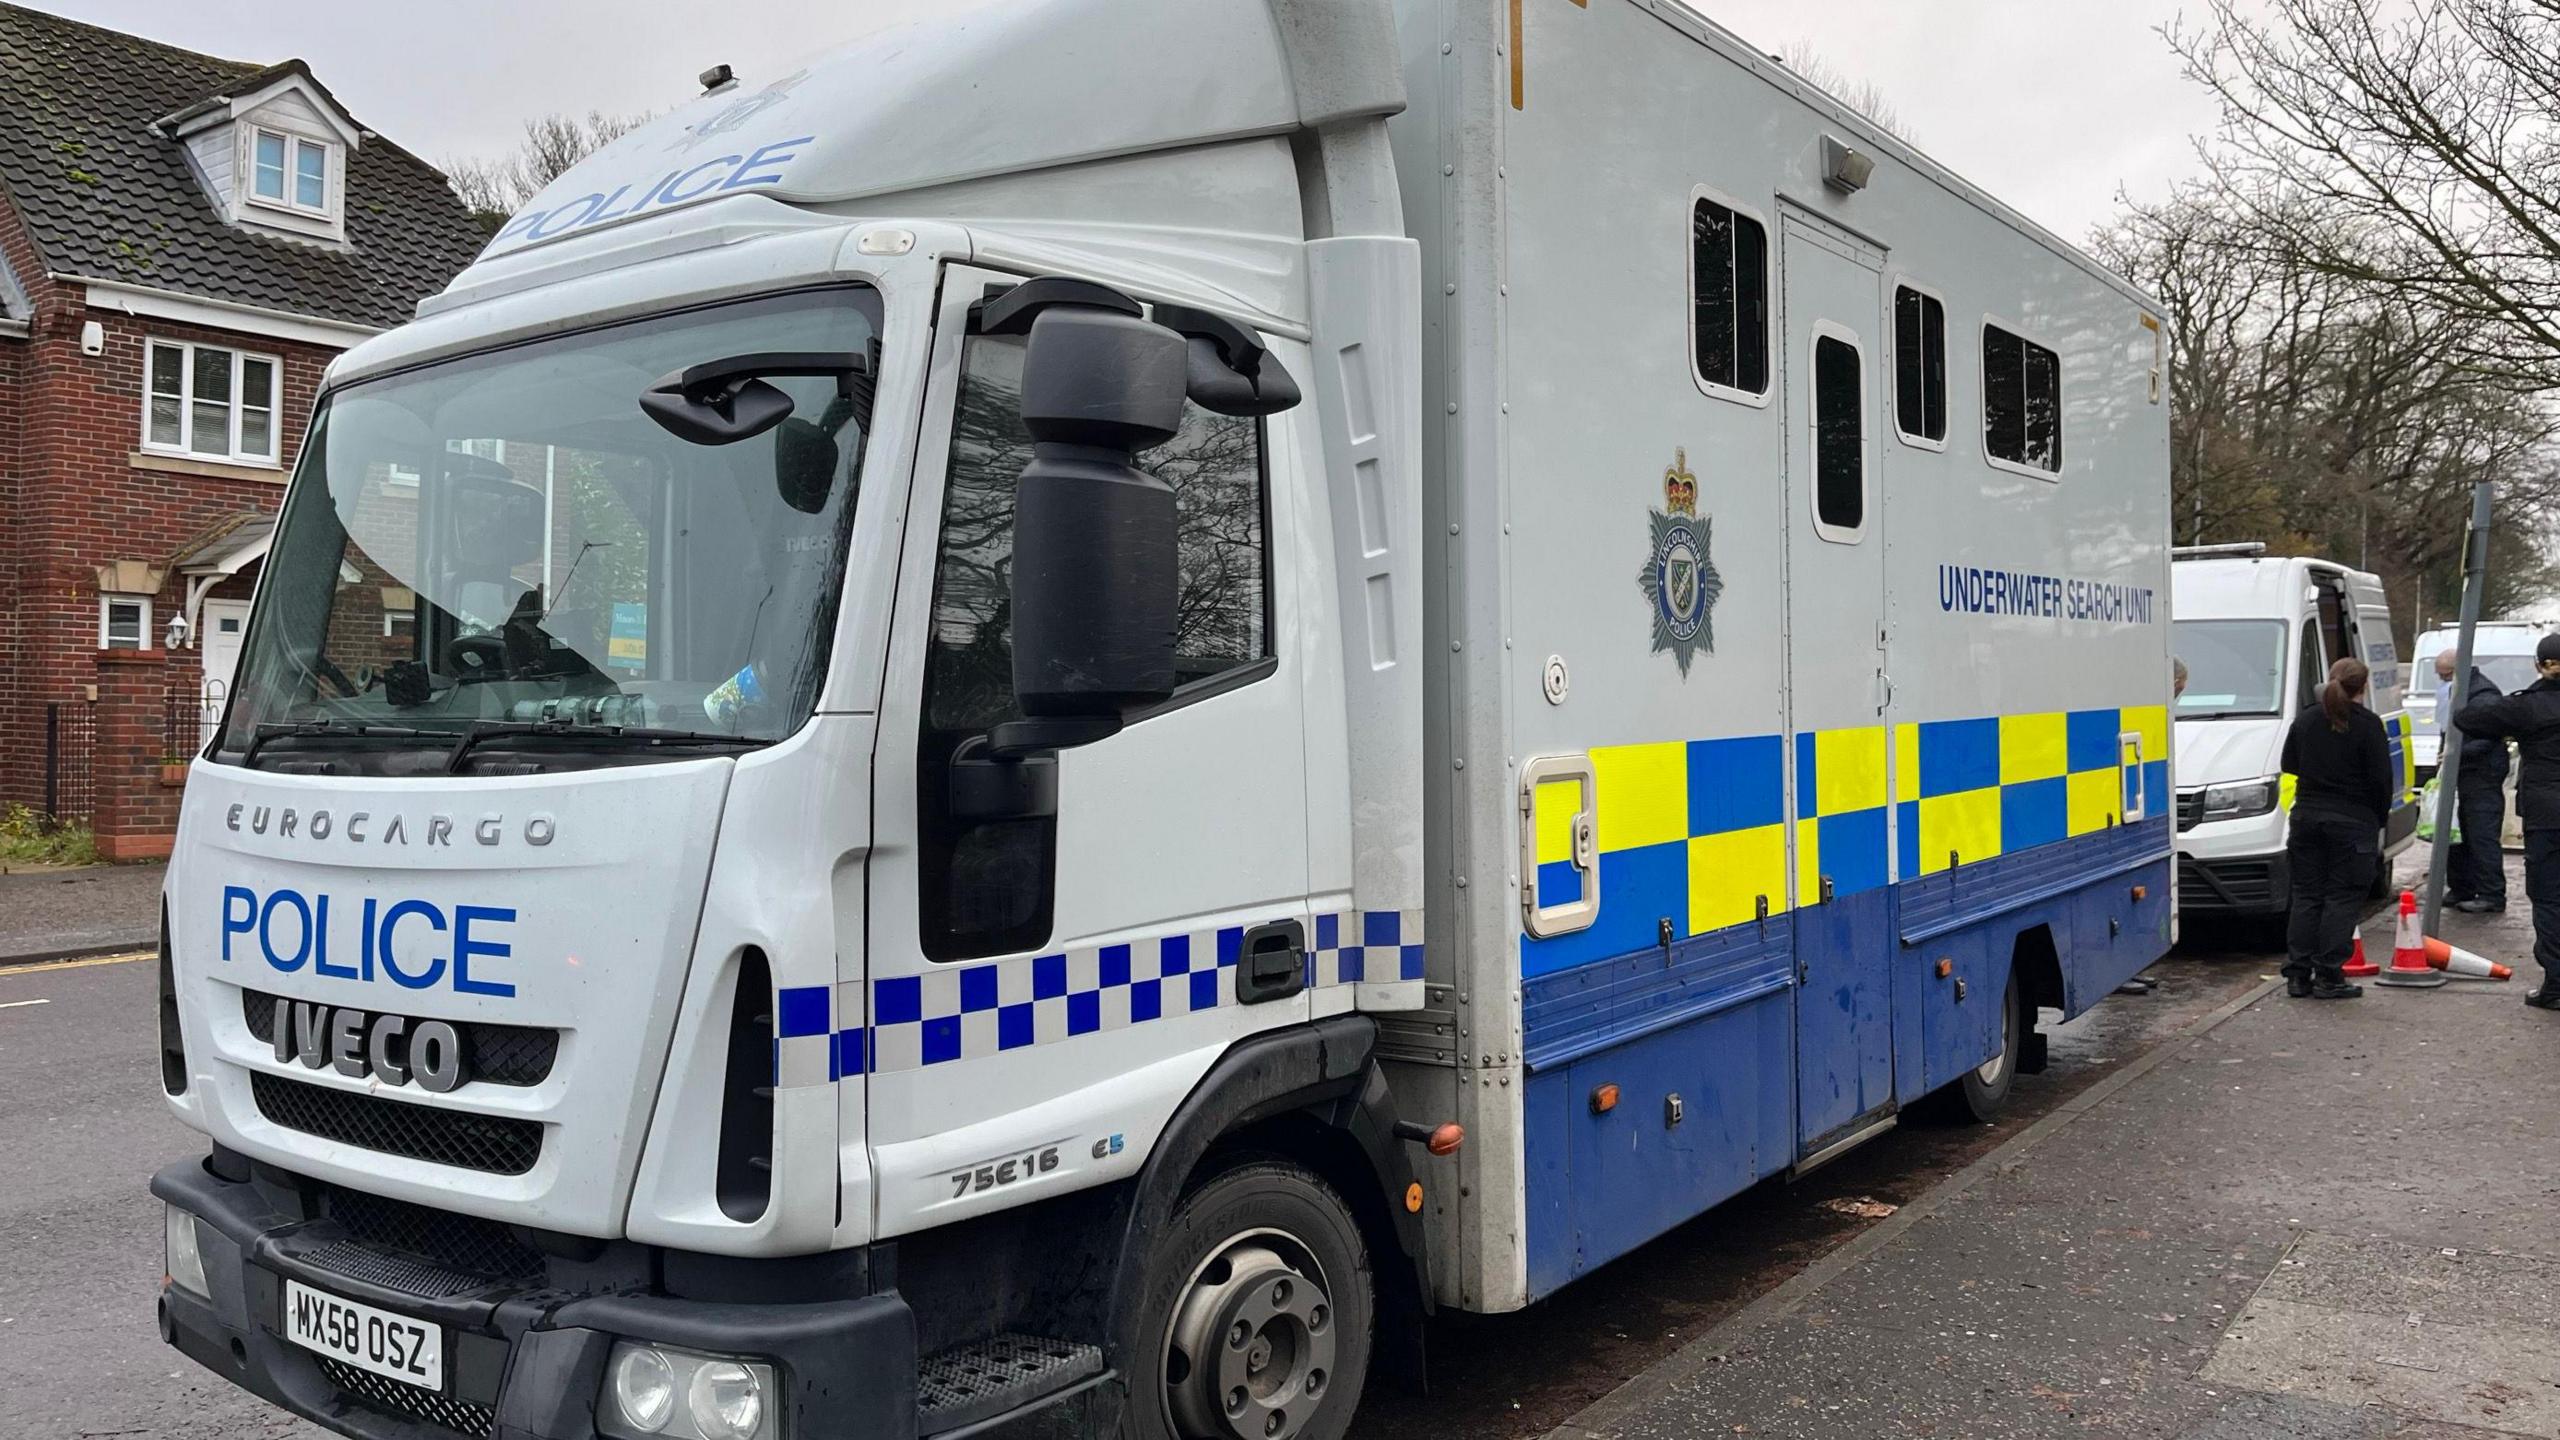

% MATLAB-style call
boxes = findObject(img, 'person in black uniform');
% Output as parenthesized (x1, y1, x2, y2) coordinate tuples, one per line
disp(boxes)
(2280, 658, 2392, 999)
(2452, 632, 2560, 1010)
(2435, 648, 2509, 914)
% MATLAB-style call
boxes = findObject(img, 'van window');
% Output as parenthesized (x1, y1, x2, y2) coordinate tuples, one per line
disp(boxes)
(1893, 285, 1946, 444)
(918, 331, 1274, 960)
(1813, 333, 1864, 536)
(1983, 323, 2060, 473)
(2298, 619, 2326, 713)
(2175, 620, 2285, 719)
(1691, 197, 1769, 399)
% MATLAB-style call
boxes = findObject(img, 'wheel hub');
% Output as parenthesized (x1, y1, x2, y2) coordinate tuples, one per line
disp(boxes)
(1976, 993, 2015, 1086)
(1165, 1239, 1337, 1440)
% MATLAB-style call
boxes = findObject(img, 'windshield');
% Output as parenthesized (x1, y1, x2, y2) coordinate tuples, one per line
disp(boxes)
(216, 287, 882, 770)
(2175, 619, 2286, 720)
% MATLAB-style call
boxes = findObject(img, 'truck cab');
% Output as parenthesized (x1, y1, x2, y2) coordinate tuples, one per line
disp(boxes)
(154, 6, 1430, 1438)
(2172, 552, 2415, 917)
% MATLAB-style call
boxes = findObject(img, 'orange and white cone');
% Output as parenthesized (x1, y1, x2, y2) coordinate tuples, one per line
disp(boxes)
(2341, 934, 2379, 979)
(2424, 936, 2513, 981)
(2375, 891, 2448, 988)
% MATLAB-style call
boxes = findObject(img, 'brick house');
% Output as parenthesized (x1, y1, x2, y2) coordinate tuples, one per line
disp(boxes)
(0, 4, 484, 854)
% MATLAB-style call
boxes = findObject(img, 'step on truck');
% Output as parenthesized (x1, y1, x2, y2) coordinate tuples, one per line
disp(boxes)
(151, 2, 2178, 1436)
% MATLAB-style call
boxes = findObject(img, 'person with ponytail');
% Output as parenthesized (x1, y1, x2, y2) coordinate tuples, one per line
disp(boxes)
(2278, 657, 2392, 999)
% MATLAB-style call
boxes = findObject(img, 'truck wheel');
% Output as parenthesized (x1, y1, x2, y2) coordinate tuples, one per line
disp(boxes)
(1924, 972, 2022, 1123)
(1121, 1161, 1372, 1440)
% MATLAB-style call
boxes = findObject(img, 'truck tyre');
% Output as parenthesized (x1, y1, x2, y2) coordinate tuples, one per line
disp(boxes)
(1120, 1160, 1373, 1440)
(1924, 971, 2022, 1123)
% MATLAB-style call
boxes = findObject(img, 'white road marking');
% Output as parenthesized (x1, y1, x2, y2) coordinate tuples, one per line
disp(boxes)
(0, 998, 51, 1010)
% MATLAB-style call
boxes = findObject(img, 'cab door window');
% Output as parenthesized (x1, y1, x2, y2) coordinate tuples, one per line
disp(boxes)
(919, 332, 1273, 960)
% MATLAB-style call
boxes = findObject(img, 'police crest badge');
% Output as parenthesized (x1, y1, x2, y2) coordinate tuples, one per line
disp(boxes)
(1637, 448, 1720, 676)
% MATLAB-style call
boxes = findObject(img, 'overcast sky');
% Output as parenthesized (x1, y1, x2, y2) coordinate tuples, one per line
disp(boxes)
(32, 0, 2218, 246)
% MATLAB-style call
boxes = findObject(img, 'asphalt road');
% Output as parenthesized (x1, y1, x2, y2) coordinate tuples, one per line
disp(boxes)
(0, 952, 323, 1440)
(0, 927, 2281, 1440)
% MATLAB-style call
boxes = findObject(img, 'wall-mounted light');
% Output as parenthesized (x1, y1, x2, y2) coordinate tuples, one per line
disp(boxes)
(1822, 136, 1874, 195)
(163, 613, 192, 650)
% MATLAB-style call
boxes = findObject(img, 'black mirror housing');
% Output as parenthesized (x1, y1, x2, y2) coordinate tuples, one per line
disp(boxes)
(1009, 306, 1188, 724)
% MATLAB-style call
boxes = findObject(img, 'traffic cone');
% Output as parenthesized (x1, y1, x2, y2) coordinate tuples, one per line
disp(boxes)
(2375, 891, 2448, 988)
(2341, 934, 2379, 978)
(2423, 936, 2513, 981)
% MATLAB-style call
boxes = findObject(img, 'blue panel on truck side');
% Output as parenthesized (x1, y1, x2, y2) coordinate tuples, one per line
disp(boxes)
(1792, 883, 1896, 1149)
(1523, 984, 1792, 1297)
(1894, 816, 2175, 1097)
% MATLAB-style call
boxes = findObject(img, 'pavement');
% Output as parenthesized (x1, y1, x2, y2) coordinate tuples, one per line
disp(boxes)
(0, 861, 164, 964)
(1550, 859, 2560, 1440)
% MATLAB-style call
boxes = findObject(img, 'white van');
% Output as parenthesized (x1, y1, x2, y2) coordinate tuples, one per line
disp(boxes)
(2408, 620, 2545, 775)
(2173, 552, 2416, 917)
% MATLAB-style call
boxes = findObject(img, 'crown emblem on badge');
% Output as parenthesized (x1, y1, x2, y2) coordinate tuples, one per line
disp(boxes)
(1663, 448, 1698, 517)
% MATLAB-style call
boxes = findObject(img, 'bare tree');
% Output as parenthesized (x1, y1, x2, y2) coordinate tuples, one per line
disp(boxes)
(2094, 190, 2560, 626)
(2166, 0, 2560, 391)
(1777, 41, 1913, 143)
(443, 111, 648, 228)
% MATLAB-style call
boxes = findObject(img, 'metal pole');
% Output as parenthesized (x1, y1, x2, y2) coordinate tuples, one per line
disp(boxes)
(43, 703, 59, 818)
(2423, 480, 2495, 938)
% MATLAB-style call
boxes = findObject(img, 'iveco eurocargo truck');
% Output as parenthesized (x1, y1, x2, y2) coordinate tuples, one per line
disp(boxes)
(152, 3, 2178, 1436)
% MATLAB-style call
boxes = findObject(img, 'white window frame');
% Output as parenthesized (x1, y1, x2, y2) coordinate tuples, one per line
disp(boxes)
(1807, 320, 1869, 546)
(99, 594, 151, 650)
(142, 338, 283, 465)
(1686, 183, 1774, 409)
(246, 126, 335, 218)
(1980, 313, 2064, 483)
(1889, 275, 1950, 453)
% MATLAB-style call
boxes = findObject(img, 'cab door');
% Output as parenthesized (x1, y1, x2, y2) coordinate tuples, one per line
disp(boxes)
(864, 265, 1315, 1237)
(1778, 211, 1898, 1155)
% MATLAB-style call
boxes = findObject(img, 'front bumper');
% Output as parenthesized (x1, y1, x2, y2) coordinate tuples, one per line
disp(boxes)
(153, 1155, 918, 1440)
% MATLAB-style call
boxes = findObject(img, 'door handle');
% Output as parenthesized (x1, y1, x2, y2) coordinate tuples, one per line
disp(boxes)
(1237, 920, 1306, 1005)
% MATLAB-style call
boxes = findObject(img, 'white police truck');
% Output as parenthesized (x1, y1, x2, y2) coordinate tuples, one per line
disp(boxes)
(153, 3, 2176, 1437)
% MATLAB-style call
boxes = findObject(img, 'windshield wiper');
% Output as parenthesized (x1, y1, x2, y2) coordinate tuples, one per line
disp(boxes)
(442, 719, 771, 773)
(242, 720, 442, 768)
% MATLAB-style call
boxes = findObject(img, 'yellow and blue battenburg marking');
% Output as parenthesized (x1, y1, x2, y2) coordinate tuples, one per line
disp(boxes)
(1525, 706, 2169, 977)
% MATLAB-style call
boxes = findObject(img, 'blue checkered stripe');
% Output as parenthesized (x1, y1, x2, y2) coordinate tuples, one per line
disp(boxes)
(777, 910, 1423, 1080)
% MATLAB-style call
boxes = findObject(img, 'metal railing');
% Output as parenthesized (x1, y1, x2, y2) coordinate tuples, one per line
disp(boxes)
(42, 700, 97, 824)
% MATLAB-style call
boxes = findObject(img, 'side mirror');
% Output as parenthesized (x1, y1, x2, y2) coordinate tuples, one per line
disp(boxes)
(995, 302, 1188, 756)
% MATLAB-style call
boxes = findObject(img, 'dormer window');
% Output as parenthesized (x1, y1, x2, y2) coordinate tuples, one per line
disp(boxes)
(249, 129, 331, 214)
(157, 64, 359, 243)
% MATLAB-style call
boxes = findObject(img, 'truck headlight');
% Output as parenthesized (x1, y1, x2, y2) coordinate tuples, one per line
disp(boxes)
(164, 1204, 209, 1299)
(2202, 779, 2278, 822)
(601, 1342, 776, 1440)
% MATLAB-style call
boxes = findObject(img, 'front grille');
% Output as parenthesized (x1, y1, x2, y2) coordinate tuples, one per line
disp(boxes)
(2176, 789, 2206, 832)
(319, 1184, 544, 1288)
(316, 1356, 494, 1439)
(2177, 855, 2278, 910)
(252, 1073, 542, 1175)
(241, 991, 559, 1087)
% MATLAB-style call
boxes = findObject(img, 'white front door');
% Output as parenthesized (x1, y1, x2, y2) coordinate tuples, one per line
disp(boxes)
(199, 599, 251, 726)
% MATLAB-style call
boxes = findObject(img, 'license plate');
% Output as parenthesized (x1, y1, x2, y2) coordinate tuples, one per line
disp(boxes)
(283, 1279, 444, 1390)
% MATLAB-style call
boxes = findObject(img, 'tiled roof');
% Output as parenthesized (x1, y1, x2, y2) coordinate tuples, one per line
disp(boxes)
(0, 3, 483, 331)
